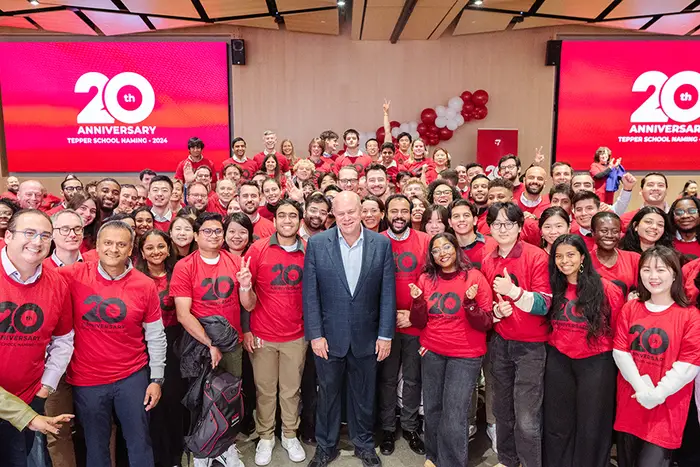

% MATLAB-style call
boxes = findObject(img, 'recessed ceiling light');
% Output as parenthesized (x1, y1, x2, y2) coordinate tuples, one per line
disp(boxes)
(473, 0, 483, 5)
(337, 0, 346, 6)
(28, 0, 41, 5)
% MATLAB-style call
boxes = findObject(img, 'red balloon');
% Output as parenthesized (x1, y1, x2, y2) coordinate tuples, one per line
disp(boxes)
(427, 136, 440, 146)
(376, 126, 386, 141)
(421, 108, 437, 125)
(427, 125, 439, 136)
(417, 122, 428, 136)
(474, 107, 488, 120)
(473, 90, 489, 106)
(461, 110, 474, 122)
(438, 128, 454, 141)
(390, 120, 401, 129)
(460, 91, 473, 103)
(462, 102, 475, 113)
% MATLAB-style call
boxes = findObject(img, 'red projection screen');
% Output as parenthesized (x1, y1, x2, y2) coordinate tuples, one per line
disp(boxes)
(0, 40, 231, 173)
(554, 40, 700, 171)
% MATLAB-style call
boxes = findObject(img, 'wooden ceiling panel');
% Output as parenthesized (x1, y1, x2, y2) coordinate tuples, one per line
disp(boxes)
(0, 16, 36, 29)
(284, 8, 339, 34)
(608, 0, 695, 19)
(361, 5, 402, 40)
(83, 10, 150, 35)
(367, 0, 405, 7)
(512, 16, 579, 29)
(470, 0, 534, 12)
(596, 17, 651, 31)
(197, 0, 269, 18)
(29, 10, 97, 34)
(429, 0, 468, 39)
(401, 1, 453, 40)
(221, 17, 279, 29)
(537, 0, 612, 19)
(120, 0, 200, 18)
(148, 17, 205, 29)
(644, 11, 700, 35)
(453, 9, 513, 35)
(0, 0, 52, 11)
(276, 0, 337, 13)
(39, 0, 119, 9)
(351, 0, 365, 39)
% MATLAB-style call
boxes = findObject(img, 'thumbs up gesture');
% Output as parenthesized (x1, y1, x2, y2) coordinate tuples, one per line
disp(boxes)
(493, 267, 514, 296)
(408, 283, 423, 299)
(493, 294, 513, 319)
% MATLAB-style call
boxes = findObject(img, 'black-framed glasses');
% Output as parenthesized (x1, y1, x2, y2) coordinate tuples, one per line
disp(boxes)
(10, 229, 52, 242)
(200, 228, 224, 237)
(674, 208, 699, 217)
(54, 226, 84, 236)
(491, 221, 517, 231)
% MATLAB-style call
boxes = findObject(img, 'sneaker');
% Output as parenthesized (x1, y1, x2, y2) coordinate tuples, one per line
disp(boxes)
(281, 435, 306, 462)
(468, 425, 477, 439)
(218, 444, 245, 467)
(255, 438, 275, 466)
(486, 423, 497, 453)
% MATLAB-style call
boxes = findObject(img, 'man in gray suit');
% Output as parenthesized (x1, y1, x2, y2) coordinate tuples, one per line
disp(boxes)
(303, 191, 396, 467)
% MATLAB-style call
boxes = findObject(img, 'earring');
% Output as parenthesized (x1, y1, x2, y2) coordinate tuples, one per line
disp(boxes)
(579, 263, 584, 273)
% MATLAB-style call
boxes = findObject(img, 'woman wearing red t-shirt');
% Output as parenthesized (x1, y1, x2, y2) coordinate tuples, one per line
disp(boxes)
(620, 206, 674, 255)
(538, 206, 570, 254)
(613, 246, 700, 467)
(590, 212, 641, 299)
(544, 234, 624, 467)
(136, 229, 187, 467)
(589, 146, 619, 205)
(168, 214, 196, 260)
(408, 233, 493, 467)
(404, 139, 435, 179)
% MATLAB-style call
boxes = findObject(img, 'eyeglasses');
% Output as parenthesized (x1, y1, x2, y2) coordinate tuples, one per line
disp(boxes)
(491, 221, 517, 231)
(339, 178, 358, 185)
(500, 164, 517, 170)
(10, 229, 52, 242)
(200, 228, 224, 237)
(434, 190, 453, 197)
(431, 244, 455, 256)
(64, 186, 83, 192)
(674, 208, 699, 216)
(54, 226, 84, 236)
(189, 194, 207, 199)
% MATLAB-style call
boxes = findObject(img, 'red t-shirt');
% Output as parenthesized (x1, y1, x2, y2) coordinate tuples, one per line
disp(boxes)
(481, 241, 552, 342)
(333, 153, 373, 177)
(60, 262, 161, 386)
(253, 215, 276, 241)
(620, 209, 638, 233)
(205, 196, 228, 216)
(476, 211, 489, 235)
(613, 300, 700, 449)
(253, 151, 290, 174)
(174, 156, 219, 183)
(590, 162, 614, 205)
(516, 196, 550, 216)
(0, 267, 72, 402)
(46, 203, 66, 216)
(245, 236, 305, 342)
(590, 248, 640, 298)
(384, 163, 406, 186)
(417, 269, 492, 358)
(312, 157, 335, 174)
(153, 274, 177, 328)
(682, 258, 700, 305)
(221, 157, 259, 180)
(549, 279, 623, 359)
(520, 218, 541, 246)
(674, 238, 700, 261)
(170, 250, 243, 334)
(0, 191, 17, 201)
(395, 149, 409, 165)
(404, 159, 435, 178)
(258, 204, 274, 221)
(461, 235, 497, 270)
(383, 229, 430, 336)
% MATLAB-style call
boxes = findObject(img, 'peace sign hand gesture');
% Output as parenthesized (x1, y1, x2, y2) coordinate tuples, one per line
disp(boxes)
(534, 146, 545, 165)
(383, 99, 391, 115)
(236, 256, 252, 290)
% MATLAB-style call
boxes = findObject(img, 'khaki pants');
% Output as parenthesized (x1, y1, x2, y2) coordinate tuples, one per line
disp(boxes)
(45, 377, 76, 467)
(251, 337, 307, 439)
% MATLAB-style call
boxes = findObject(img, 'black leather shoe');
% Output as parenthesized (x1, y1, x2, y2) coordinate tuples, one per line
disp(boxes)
(356, 448, 382, 466)
(379, 430, 395, 455)
(307, 449, 339, 467)
(402, 430, 426, 455)
(301, 423, 316, 446)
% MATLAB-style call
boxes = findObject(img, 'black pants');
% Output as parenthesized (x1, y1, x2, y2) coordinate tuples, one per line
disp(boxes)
(301, 345, 317, 429)
(314, 351, 377, 455)
(617, 432, 672, 467)
(242, 349, 256, 432)
(0, 396, 45, 467)
(543, 346, 616, 467)
(489, 334, 546, 467)
(674, 395, 700, 466)
(377, 333, 421, 432)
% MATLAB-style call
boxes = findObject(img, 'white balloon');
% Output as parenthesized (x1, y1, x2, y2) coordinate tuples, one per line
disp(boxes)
(399, 123, 410, 133)
(408, 121, 419, 131)
(410, 130, 420, 139)
(436, 106, 447, 118)
(435, 116, 447, 128)
(448, 96, 464, 110)
(446, 108, 457, 119)
(391, 127, 400, 138)
(446, 120, 459, 131)
(456, 115, 465, 126)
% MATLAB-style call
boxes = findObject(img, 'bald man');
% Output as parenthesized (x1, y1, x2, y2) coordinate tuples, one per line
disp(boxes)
(303, 191, 396, 467)
(17, 181, 45, 210)
(1, 176, 20, 200)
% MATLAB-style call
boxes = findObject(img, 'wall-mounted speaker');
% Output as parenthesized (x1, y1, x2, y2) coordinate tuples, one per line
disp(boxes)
(545, 40, 562, 66)
(232, 39, 246, 66)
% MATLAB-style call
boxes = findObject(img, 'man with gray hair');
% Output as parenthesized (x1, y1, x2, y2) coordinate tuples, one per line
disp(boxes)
(17, 180, 45, 210)
(59, 220, 167, 467)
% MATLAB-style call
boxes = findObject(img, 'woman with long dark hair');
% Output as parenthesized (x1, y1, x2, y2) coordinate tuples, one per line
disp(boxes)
(259, 177, 283, 221)
(544, 234, 624, 467)
(67, 192, 100, 252)
(168, 214, 196, 259)
(538, 206, 570, 254)
(224, 212, 254, 257)
(131, 206, 155, 238)
(136, 229, 187, 467)
(408, 232, 492, 467)
(614, 246, 700, 467)
(590, 212, 640, 298)
(620, 206, 673, 254)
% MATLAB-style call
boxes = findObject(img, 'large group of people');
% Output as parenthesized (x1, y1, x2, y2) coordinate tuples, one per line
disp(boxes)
(2, 105, 700, 467)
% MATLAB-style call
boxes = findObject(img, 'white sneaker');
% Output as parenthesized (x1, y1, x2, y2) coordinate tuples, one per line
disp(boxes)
(217, 444, 245, 467)
(193, 458, 211, 467)
(281, 435, 306, 462)
(255, 438, 275, 466)
(486, 423, 497, 453)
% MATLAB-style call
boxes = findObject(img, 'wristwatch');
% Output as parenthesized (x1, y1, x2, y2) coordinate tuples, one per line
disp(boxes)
(41, 384, 56, 395)
(150, 378, 165, 386)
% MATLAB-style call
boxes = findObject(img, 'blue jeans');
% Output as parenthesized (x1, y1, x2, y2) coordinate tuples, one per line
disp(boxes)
(27, 431, 50, 467)
(73, 368, 154, 467)
(421, 350, 482, 467)
(0, 396, 46, 467)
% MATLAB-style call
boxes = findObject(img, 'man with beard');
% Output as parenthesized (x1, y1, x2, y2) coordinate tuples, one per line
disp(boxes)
(365, 164, 390, 202)
(186, 182, 209, 213)
(550, 162, 573, 187)
(497, 155, 522, 198)
(221, 137, 258, 181)
(619, 172, 668, 231)
(47, 176, 83, 215)
(470, 175, 490, 233)
(95, 178, 121, 218)
(238, 181, 276, 240)
(1, 176, 20, 200)
(570, 172, 636, 216)
(516, 166, 549, 215)
(17, 181, 46, 211)
(299, 193, 329, 242)
(148, 176, 174, 231)
(377, 194, 429, 457)
(206, 179, 236, 216)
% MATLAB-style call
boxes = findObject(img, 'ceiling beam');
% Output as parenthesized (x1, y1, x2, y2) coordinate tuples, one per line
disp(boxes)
(595, 0, 623, 20)
(390, 0, 417, 43)
(190, 0, 210, 20)
(351, 0, 366, 40)
(73, 9, 105, 35)
(428, 0, 468, 40)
